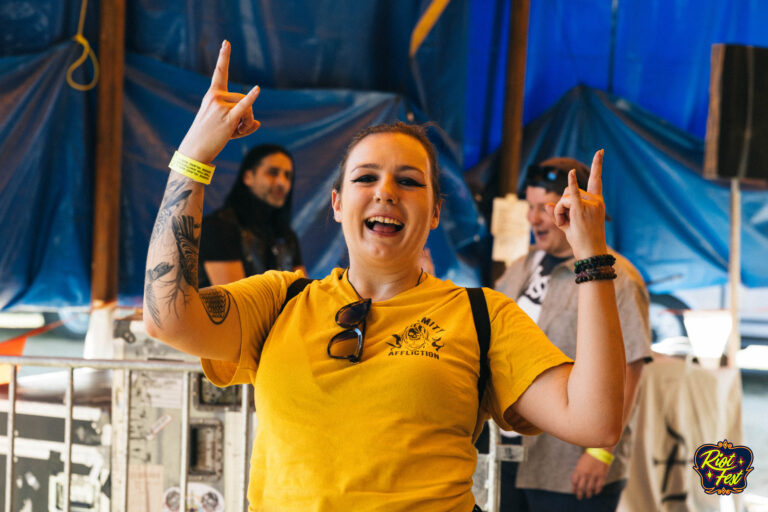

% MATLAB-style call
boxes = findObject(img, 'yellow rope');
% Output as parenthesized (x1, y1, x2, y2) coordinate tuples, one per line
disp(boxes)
(66, 0, 99, 91)
(409, 0, 451, 58)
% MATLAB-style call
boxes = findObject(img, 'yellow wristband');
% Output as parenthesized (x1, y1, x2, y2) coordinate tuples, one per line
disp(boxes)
(586, 448, 615, 465)
(168, 151, 215, 185)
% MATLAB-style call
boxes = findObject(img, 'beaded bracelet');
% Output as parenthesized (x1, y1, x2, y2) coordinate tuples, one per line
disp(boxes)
(575, 268, 617, 284)
(574, 254, 616, 274)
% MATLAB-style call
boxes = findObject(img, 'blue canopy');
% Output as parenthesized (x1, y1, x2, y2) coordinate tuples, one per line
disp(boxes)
(1, 1, 768, 310)
(0, 41, 486, 310)
(521, 86, 768, 292)
(0, 42, 94, 309)
(119, 53, 486, 305)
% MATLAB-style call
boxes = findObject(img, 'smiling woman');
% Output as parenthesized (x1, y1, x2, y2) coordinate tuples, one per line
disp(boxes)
(143, 41, 628, 512)
(330, 128, 440, 298)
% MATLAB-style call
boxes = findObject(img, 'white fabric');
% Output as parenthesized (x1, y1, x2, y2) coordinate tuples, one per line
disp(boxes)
(618, 354, 743, 512)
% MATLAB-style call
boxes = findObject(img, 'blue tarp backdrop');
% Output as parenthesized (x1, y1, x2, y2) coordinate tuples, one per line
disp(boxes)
(1, 1, 768, 309)
(6, 1, 768, 166)
(120, 53, 486, 304)
(467, 0, 768, 167)
(0, 39, 486, 309)
(520, 86, 768, 292)
(0, 42, 94, 309)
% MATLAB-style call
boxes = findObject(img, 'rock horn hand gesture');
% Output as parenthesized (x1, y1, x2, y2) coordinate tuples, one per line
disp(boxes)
(178, 40, 261, 165)
(545, 149, 608, 259)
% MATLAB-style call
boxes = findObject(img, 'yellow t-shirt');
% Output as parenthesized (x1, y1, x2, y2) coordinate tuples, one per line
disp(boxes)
(202, 268, 571, 512)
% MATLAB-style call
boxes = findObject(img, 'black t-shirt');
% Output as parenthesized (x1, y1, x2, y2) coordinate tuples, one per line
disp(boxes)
(198, 207, 303, 287)
(199, 215, 242, 261)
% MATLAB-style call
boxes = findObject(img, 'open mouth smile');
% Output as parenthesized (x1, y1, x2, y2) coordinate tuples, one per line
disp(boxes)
(365, 216, 404, 234)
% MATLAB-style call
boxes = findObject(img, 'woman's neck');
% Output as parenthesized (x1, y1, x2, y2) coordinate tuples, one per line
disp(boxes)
(347, 263, 423, 302)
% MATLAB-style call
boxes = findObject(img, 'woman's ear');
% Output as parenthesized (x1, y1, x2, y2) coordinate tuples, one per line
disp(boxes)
(430, 199, 442, 230)
(331, 189, 342, 223)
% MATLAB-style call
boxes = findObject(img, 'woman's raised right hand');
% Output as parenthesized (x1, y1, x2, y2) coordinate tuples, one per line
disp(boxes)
(547, 150, 608, 260)
(178, 40, 261, 164)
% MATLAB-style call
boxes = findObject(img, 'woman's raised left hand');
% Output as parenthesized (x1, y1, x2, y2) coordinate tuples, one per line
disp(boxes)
(546, 149, 608, 259)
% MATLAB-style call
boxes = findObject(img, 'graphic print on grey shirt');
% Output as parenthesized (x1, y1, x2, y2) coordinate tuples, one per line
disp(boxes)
(516, 252, 569, 323)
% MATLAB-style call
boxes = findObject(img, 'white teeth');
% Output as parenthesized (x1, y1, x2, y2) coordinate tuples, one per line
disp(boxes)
(367, 216, 403, 226)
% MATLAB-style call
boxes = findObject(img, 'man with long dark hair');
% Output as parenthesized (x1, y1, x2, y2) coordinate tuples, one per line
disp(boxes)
(198, 144, 304, 287)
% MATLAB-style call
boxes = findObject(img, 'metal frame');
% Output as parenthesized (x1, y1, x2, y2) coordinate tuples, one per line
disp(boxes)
(3, 355, 507, 512)
(0, 355, 252, 512)
(3, 365, 15, 512)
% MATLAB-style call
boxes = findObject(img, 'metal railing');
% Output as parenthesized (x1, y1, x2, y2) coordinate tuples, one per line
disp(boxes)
(0, 355, 251, 512)
(2, 355, 514, 512)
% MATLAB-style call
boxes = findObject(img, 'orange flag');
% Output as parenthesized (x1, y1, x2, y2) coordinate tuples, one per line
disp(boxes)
(0, 335, 27, 384)
(0, 319, 63, 384)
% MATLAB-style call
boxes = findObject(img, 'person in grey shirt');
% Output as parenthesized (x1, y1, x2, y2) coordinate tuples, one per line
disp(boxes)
(495, 156, 652, 511)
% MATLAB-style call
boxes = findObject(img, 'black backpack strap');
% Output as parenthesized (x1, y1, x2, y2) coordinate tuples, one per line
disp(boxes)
(279, 277, 314, 314)
(466, 287, 491, 405)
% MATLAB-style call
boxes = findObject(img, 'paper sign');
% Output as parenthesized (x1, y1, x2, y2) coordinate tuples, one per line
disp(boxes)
(141, 374, 184, 409)
(491, 195, 530, 265)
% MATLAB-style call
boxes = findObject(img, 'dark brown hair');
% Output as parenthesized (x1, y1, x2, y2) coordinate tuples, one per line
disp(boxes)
(332, 122, 442, 205)
(225, 143, 295, 225)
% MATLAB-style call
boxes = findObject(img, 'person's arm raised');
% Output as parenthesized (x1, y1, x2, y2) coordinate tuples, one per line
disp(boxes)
(512, 150, 627, 447)
(143, 41, 261, 362)
(204, 261, 247, 285)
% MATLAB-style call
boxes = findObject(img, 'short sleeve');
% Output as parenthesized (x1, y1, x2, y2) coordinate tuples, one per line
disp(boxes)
(615, 261, 653, 364)
(201, 270, 303, 387)
(481, 289, 572, 434)
(199, 215, 242, 262)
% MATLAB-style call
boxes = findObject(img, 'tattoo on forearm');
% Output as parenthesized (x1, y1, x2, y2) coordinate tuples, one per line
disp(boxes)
(155, 214, 200, 317)
(145, 262, 174, 327)
(172, 215, 200, 288)
(145, 176, 204, 327)
(150, 179, 192, 246)
(199, 287, 232, 324)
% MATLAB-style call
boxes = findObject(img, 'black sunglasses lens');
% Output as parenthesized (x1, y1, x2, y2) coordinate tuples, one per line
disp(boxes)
(528, 165, 561, 182)
(330, 297, 370, 363)
(526, 165, 569, 191)
(328, 329, 362, 361)
(335, 298, 371, 328)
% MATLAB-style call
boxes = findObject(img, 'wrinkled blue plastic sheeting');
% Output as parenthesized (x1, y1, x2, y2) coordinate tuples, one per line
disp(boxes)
(521, 0, 768, 139)
(124, 0, 470, 164)
(0, 41, 94, 311)
(520, 86, 768, 292)
(0, 1, 96, 58)
(466, 0, 768, 170)
(119, 53, 485, 305)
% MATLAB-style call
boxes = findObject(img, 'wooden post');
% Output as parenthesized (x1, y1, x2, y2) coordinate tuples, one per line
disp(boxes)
(492, 0, 530, 284)
(728, 179, 741, 366)
(91, 0, 126, 308)
(498, 0, 530, 197)
(93, 6, 129, 505)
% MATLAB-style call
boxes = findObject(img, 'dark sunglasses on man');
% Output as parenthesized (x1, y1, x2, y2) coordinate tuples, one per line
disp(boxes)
(520, 162, 590, 197)
(519, 160, 611, 220)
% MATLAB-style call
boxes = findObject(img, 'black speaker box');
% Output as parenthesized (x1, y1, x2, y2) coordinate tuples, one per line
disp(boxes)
(704, 44, 768, 181)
